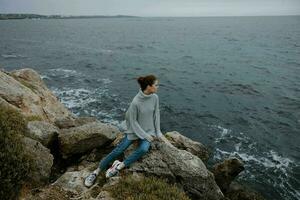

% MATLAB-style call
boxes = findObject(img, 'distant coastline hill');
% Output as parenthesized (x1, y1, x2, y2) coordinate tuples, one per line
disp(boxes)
(0, 13, 138, 20)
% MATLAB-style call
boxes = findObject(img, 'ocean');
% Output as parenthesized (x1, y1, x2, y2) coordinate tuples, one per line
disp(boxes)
(0, 16, 299, 200)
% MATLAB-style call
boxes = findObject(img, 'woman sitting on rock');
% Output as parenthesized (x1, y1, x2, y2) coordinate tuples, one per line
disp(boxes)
(85, 75, 164, 187)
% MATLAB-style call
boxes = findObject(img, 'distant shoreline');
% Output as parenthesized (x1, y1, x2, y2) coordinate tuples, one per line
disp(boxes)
(0, 13, 299, 20)
(0, 14, 138, 20)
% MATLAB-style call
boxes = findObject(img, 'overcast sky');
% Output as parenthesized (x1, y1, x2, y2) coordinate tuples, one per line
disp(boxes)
(0, 0, 299, 17)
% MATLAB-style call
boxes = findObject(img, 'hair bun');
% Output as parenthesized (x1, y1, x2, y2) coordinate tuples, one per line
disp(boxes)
(137, 76, 144, 84)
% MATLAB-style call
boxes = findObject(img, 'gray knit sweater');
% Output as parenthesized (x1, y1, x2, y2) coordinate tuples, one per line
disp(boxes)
(124, 89, 163, 141)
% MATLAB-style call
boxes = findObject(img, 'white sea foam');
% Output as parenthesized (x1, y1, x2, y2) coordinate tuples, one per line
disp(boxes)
(1, 54, 26, 58)
(213, 125, 230, 142)
(50, 77, 124, 128)
(99, 49, 113, 54)
(213, 125, 294, 168)
(212, 125, 299, 200)
(52, 88, 98, 109)
(91, 109, 125, 129)
(235, 142, 242, 151)
(2, 54, 18, 58)
(40, 75, 51, 80)
(49, 68, 80, 78)
(99, 78, 112, 84)
(49, 68, 77, 74)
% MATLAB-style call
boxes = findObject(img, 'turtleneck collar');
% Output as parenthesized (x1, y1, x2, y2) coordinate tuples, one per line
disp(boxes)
(137, 88, 153, 99)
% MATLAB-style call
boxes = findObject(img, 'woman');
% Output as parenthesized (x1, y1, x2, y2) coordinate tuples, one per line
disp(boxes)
(85, 75, 163, 187)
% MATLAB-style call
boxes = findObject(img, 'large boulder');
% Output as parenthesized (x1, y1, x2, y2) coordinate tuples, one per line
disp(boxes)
(211, 158, 245, 193)
(58, 122, 120, 159)
(0, 68, 74, 123)
(22, 137, 54, 186)
(26, 121, 59, 148)
(165, 131, 210, 162)
(125, 138, 224, 200)
(55, 116, 98, 129)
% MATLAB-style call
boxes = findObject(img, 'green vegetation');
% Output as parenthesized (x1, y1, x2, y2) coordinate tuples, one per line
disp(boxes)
(0, 105, 31, 200)
(106, 175, 191, 200)
(25, 115, 44, 122)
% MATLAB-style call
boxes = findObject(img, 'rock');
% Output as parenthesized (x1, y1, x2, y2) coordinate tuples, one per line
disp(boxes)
(102, 176, 121, 189)
(226, 182, 266, 200)
(53, 167, 91, 194)
(211, 158, 245, 193)
(0, 68, 74, 123)
(54, 116, 98, 129)
(58, 122, 120, 159)
(10, 68, 46, 88)
(22, 137, 54, 186)
(125, 138, 224, 200)
(53, 163, 109, 200)
(26, 121, 59, 147)
(165, 131, 210, 162)
(0, 69, 40, 114)
(54, 116, 77, 129)
(0, 96, 21, 112)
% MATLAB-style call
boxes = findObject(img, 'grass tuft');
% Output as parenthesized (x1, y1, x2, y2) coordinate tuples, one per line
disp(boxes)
(106, 174, 190, 200)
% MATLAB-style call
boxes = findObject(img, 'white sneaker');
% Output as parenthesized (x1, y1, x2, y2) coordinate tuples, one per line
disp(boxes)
(84, 172, 97, 187)
(105, 160, 122, 178)
(116, 162, 125, 170)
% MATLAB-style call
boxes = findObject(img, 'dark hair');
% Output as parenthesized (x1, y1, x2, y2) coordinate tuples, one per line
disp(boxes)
(137, 75, 157, 91)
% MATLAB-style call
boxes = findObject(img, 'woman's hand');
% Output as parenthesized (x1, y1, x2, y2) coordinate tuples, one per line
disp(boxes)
(145, 135, 154, 142)
(154, 135, 172, 146)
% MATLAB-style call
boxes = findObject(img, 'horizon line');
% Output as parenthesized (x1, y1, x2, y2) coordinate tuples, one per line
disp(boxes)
(1, 13, 300, 18)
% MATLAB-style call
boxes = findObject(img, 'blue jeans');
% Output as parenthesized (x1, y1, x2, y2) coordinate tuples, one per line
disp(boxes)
(98, 134, 151, 171)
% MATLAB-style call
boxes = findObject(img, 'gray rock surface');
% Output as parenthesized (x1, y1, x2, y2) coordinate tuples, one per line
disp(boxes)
(58, 121, 120, 158)
(0, 68, 74, 123)
(22, 137, 54, 186)
(53, 167, 91, 194)
(165, 131, 210, 162)
(26, 121, 59, 147)
(55, 116, 98, 129)
(0, 96, 21, 112)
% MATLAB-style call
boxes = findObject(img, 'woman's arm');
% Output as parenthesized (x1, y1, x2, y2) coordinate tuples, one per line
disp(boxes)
(154, 95, 163, 137)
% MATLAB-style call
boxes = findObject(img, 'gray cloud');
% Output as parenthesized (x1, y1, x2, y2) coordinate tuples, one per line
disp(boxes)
(0, 0, 299, 16)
